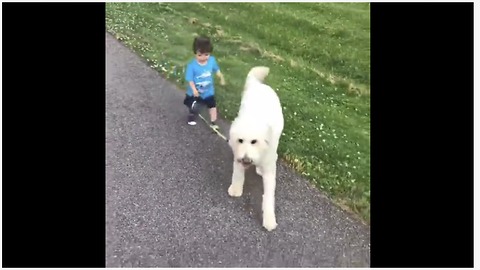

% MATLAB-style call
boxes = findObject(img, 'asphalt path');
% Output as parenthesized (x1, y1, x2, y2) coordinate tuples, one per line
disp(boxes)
(106, 33, 370, 267)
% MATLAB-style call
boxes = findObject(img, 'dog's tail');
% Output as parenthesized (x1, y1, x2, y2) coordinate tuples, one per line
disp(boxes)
(247, 66, 270, 83)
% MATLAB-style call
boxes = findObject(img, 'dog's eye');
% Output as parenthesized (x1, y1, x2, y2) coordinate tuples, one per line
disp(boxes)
(251, 140, 257, 144)
(238, 139, 244, 143)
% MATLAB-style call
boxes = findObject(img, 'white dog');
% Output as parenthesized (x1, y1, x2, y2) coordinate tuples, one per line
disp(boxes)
(227, 66, 284, 231)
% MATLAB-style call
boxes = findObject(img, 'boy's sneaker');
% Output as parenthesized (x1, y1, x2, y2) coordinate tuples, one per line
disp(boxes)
(187, 114, 197, 126)
(210, 122, 219, 130)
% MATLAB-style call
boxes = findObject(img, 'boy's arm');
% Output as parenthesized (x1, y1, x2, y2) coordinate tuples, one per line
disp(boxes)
(216, 71, 226, 86)
(212, 56, 225, 86)
(189, 81, 199, 97)
(185, 63, 199, 97)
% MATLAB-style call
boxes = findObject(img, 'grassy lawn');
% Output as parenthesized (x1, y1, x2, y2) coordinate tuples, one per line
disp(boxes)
(106, 3, 371, 223)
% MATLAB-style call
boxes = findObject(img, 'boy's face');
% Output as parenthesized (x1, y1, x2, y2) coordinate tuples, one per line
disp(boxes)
(195, 51, 210, 64)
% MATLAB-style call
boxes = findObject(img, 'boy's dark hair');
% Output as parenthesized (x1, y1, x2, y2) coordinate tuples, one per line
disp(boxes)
(193, 36, 213, 54)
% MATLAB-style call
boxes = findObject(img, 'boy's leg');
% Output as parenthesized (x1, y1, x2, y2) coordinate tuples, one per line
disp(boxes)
(209, 107, 217, 123)
(183, 95, 197, 125)
(204, 96, 219, 129)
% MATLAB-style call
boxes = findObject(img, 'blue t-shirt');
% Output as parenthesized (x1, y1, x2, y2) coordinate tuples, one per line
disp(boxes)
(185, 56, 220, 99)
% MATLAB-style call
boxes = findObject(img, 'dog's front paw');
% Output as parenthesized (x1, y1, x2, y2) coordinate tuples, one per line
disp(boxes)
(263, 213, 277, 231)
(228, 184, 243, 197)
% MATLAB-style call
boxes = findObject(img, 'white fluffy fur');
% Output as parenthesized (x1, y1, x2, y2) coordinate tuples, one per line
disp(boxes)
(228, 66, 284, 231)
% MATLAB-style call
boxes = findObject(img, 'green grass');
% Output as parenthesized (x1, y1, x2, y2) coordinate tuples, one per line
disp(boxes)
(106, 3, 371, 223)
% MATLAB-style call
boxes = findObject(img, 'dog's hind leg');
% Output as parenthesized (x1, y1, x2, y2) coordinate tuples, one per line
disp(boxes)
(262, 164, 278, 231)
(228, 162, 245, 197)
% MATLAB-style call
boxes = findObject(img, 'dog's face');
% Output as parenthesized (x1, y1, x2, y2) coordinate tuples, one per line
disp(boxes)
(228, 119, 271, 168)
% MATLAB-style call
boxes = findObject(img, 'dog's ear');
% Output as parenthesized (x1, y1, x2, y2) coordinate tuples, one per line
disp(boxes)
(264, 124, 273, 146)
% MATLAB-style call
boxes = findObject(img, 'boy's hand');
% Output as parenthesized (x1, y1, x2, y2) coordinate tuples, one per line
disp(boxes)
(217, 71, 226, 86)
(189, 81, 200, 97)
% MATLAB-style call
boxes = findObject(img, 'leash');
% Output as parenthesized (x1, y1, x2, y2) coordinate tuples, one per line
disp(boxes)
(191, 91, 229, 142)
(197, 113, 228, 141)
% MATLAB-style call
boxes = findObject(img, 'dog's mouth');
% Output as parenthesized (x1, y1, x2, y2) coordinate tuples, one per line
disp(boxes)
(241, 162, 252, 168)
(238, 160, 254, 168)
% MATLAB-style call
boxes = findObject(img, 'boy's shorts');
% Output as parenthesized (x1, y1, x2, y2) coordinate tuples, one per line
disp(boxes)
(183, 95, 217, 110)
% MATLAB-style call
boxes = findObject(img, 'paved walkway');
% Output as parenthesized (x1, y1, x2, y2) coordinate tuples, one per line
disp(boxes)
(106, 33, 370, 267)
